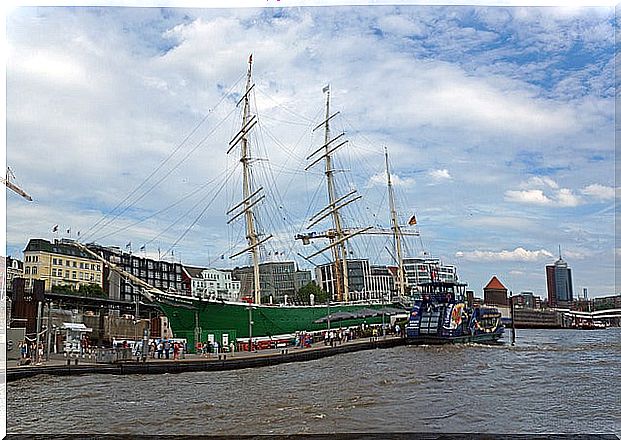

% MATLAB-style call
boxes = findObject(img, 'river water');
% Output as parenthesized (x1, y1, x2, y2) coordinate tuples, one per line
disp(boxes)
(7, 328, 621, 435)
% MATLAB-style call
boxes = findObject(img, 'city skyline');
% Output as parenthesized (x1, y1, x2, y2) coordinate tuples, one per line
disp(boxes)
(5, 4, 616, 298)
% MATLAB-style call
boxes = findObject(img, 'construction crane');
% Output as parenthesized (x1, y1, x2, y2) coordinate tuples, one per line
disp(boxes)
(3, 167, 32, 201)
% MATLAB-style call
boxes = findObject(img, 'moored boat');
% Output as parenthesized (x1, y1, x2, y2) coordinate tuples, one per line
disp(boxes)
(405, 280, 504, 344)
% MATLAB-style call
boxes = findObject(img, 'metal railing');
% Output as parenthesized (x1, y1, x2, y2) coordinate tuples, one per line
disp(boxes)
(95, 347, 133, 364)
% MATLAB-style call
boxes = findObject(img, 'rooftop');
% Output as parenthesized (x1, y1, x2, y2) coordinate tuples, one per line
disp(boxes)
(484, 276, 507, 291)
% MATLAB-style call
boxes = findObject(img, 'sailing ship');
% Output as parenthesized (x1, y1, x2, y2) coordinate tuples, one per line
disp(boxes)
(74, 56, 454, 351)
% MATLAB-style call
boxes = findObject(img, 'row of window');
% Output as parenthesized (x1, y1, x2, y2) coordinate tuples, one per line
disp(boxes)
(194, 281, 239, 290)
(50, 268, 101, 281)
(25, 255, 39, 263)
(24, 266, 37, 275)
(52, 257, 100, 271)
(126, 267, 181, 281)
(123, 280, 181, 290)
(125, 259, 182, 273)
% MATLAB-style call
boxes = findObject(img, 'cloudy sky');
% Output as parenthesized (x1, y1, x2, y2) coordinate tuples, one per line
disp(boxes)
(5, 4, 616, 298)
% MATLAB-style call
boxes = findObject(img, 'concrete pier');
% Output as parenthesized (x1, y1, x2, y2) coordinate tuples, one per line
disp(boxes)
(7, 336, 406, 382)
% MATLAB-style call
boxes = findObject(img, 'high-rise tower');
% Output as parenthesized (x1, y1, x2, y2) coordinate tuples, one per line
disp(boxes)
(546, 246, 574, 306)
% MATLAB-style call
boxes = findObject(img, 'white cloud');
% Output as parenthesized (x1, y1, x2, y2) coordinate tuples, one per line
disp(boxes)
(556, 188, 582, 207)
(581, 183, 615, 200)
(368, 172, 415, 188)
(455, 247, 554, 262)
(428, 168, 452, 182)
(506, 177, 582, 207)
(504, 189, 552, 205)
(520, 176, 559, 189)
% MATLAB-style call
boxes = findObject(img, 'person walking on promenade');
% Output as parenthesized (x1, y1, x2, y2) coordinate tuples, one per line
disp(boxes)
(164, 339, 171, 359)
(173, 342, 179, 360)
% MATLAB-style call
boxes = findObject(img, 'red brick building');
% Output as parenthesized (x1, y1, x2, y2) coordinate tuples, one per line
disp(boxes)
(483, 276, 509, 306)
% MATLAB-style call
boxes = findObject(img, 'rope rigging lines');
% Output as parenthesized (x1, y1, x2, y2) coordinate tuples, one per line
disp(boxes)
(81, 72, 246, 245)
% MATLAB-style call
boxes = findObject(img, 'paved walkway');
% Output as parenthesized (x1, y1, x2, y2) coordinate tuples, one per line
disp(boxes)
(7, 335, 404, 371)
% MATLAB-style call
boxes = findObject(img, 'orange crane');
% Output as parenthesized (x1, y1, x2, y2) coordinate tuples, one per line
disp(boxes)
(2, 167, 32, 201)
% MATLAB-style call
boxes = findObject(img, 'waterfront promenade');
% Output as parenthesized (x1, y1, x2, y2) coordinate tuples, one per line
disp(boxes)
(6, 335, 406, 382)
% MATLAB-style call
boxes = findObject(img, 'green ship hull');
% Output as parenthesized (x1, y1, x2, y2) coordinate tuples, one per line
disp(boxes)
(156, 295, 403, 351)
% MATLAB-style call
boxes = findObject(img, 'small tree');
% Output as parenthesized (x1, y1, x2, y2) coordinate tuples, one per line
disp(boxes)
(297, 282, 329, 305)
(52, 284, 74, 294)
(78, 283, 106, 298)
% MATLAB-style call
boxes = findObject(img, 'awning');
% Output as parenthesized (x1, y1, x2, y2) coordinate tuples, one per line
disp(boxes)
(61, 323, 93, 332)
(313, 311, 358, 324)
(376, 307, 408, 315)
(313, 306, 408, 324)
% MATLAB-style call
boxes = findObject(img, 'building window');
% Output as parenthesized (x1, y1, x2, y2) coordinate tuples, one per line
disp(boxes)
(73, 261, 77, 268)
(97, 264, 100, 271)
(32, 266, 37, 275)
(52, 269, 56, 276)
(72, 271, 77, 279)
(66, 260, 70, 267)
(79, 273, 84, 280)
(79, 262, 84, 269)
(58, 259, 62, 265)
(65, 270, 70, 278)
(25, 267, 30, 275)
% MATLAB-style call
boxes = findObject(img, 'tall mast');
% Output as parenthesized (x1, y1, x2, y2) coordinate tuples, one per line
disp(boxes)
(297, 86, 373, 302)
(385, 147, 405, 299)
(323, 87, 350, 302)
(227, 54, 271, 304)
(242, 56, 262, 304)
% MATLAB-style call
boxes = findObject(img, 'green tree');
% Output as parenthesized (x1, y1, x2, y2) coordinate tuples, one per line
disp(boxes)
(296, 282, 329, 305)
(51, 284, 75, 294)
(78, 283, 106, 298)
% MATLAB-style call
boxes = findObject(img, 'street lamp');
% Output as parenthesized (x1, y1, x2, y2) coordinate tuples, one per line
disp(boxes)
(381, 293, 386, 338)
(247, 304, 254, 352)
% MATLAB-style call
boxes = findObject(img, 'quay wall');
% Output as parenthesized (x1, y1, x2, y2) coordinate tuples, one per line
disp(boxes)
(7, 337, 406, 383)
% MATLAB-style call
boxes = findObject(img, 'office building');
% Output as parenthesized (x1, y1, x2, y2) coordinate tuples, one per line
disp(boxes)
(546, 252, 574, 306)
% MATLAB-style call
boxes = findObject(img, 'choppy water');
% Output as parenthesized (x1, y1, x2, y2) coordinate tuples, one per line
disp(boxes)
(7, 328, 621, 435)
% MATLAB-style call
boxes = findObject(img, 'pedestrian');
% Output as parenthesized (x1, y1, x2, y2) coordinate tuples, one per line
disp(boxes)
(164, 339, 171, 359)
(157, 341, 163, 359)
(173, 342, 179, 360)
(395, 323, 401, 337)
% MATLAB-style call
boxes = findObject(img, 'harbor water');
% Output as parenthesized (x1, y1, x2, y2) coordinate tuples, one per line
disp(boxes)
(7, 328, 621, 435)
